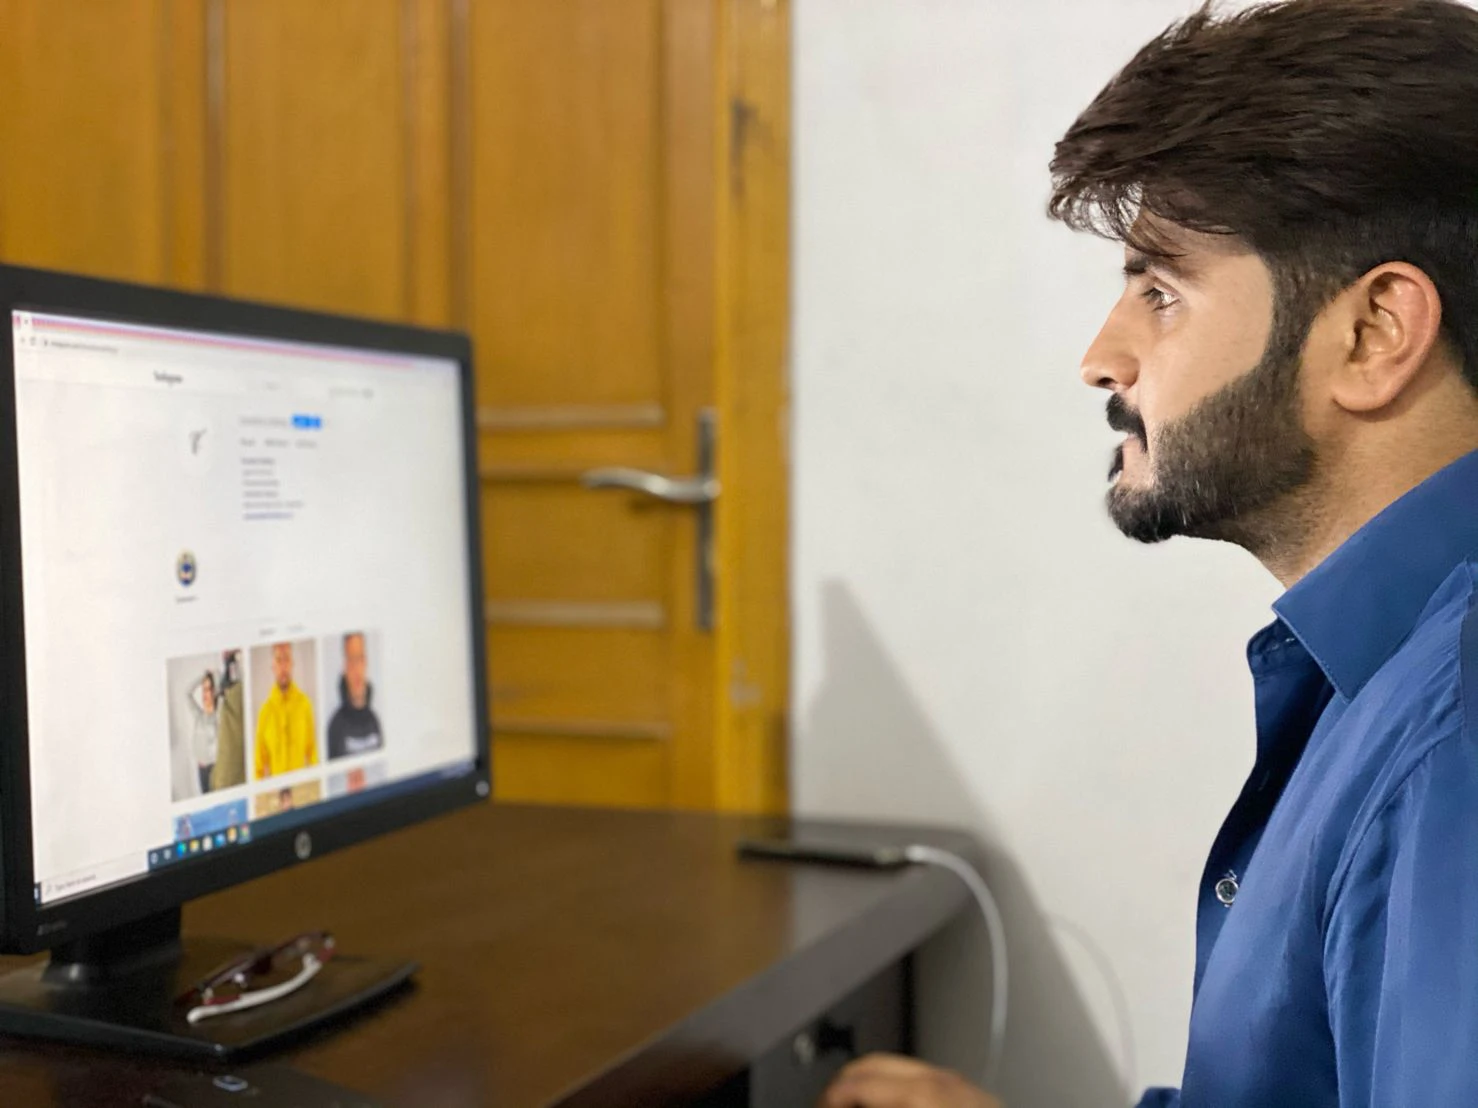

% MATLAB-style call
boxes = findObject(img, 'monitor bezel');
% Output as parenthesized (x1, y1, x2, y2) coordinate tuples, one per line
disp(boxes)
(0, 264, 491, 955)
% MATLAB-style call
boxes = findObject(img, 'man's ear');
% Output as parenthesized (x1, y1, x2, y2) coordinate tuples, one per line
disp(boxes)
(1323, 262, 1444, 414)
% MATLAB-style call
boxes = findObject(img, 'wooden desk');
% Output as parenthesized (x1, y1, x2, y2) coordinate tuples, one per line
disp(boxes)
(0, 804, 980, 1107)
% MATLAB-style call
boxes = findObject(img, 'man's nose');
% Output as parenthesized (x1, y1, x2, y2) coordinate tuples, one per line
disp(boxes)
(1080, 307, 1139, 393)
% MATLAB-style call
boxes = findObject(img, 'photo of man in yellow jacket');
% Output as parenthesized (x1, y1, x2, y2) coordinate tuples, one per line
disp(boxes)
(254, 641, 318, 779)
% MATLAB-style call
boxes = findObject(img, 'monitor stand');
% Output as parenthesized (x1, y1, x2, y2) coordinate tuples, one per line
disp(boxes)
(0, 908, 416, 1060)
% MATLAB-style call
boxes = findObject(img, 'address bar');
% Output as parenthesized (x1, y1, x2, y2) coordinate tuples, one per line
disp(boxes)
(15, 344, 355, 401)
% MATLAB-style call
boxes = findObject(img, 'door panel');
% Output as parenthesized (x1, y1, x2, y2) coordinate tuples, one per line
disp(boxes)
(489, 627, 669, 727)
(470, 1, 664, 409)
(0, 0, 205, 288)
(482, 483, 669, 602)
(494, 736, 669, 808)
(219, 0, 411, 318)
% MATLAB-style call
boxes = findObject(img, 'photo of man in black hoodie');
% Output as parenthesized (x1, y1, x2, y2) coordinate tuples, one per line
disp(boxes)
(327, 631, 383, 760)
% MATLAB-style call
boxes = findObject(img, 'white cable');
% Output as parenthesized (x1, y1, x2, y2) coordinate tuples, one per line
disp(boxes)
(902, 844, 1008, 1088)
(185, 953, 325, 1024)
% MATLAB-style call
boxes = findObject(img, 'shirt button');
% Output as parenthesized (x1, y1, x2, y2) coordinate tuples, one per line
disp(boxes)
(1215, 876, 1239, 907)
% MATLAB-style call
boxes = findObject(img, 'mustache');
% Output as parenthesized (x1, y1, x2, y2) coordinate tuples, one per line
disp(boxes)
(1106, 394, 1147, 482)
(1106, 393, 1147, 444)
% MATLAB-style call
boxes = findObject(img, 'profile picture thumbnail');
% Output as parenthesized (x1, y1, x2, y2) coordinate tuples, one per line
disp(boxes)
(252, 779, 324, 819)
(327, 630, 384, 760)
(166, 648, 246, 803)
(249, 639, 319, 780)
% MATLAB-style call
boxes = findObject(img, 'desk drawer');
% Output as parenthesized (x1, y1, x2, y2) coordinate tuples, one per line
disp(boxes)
(745, 959, 909, 1108)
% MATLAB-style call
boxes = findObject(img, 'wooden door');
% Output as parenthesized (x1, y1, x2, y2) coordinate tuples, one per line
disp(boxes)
(0, 0, 789, 814)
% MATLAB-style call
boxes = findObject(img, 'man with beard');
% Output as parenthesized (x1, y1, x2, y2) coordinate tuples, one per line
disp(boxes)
(255, 641, 318, 779)
(327, 632, 383, 760)
(820, 2, 1478, 1107)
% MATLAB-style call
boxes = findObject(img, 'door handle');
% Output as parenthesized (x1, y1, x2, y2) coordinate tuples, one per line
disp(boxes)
(579, 468, 719, 505)
(579, 410, 718, 631)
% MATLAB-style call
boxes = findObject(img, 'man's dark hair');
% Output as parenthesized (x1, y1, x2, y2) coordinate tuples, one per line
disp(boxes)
(1049, 0, 1478, 392)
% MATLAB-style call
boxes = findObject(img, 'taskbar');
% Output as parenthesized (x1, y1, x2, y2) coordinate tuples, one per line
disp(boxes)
(35, 759, 478, 909)
(149, 820, 254, 870)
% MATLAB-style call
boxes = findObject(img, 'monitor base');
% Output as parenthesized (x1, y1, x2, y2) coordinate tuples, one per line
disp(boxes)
(0, 908, 416, 1060)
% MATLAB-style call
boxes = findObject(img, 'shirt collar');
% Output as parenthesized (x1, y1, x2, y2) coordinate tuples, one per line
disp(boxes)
(1272, 448, 1478, 701)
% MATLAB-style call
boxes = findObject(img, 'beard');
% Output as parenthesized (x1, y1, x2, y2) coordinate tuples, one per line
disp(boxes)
(1105, 317, 1317, 548)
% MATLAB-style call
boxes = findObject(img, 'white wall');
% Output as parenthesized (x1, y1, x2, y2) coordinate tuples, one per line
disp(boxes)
(791, 3, 1281, 1106)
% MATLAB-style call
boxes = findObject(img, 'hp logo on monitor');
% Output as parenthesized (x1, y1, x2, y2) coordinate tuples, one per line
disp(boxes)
(294, 832, 312, 861)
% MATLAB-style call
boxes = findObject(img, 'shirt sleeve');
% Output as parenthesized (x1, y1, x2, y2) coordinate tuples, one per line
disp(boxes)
(1134, 1087, 1180, 1107)
(1324, 734, 1478, 1106)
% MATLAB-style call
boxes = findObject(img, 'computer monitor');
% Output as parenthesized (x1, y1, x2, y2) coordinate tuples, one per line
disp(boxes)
(0, 265, 490, 1058)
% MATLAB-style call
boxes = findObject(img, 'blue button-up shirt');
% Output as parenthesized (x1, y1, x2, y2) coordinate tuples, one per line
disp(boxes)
(1139, 449, 1478, 1108)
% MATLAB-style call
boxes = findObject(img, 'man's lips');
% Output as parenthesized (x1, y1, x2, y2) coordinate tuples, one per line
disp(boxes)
(1108, 435, 1146, 481)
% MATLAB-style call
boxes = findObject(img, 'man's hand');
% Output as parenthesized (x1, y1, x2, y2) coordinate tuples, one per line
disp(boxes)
(818, 1054, 1003, 1108)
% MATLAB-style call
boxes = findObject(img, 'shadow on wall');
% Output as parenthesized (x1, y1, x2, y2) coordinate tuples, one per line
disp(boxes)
(803, 581, 1129, 1108)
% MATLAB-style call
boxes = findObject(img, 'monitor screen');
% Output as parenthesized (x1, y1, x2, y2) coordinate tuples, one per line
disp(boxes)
(10, 307, 481, 908)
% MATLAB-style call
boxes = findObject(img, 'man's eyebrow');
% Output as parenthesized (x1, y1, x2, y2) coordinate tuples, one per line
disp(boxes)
(1122, 251, 1197, 283)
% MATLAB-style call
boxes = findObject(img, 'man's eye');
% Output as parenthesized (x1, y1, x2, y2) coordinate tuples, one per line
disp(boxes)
(1140, 285, 1178, 311)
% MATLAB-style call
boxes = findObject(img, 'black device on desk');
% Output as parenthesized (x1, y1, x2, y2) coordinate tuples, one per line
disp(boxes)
(737, 838, 911, 869)
(142, 1065, 384, 1108)
(0, 265, 491, 1058)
